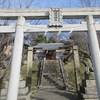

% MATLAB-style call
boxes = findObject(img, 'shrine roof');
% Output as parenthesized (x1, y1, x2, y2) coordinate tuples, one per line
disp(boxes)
(33, 43, 65, 50)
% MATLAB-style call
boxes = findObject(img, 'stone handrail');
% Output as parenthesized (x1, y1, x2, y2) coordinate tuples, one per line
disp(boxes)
(58, 59, 66, 86)
(38, 59, 44, 87)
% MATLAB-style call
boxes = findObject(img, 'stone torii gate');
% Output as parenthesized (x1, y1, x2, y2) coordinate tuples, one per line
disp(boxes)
(0, 7, 100, 100)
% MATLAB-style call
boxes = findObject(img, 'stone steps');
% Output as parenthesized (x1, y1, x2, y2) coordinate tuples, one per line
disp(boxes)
(43, 76, 63, 83)
(42, 80, 63, 86)
(42, 82, 63, 86)
(40, 86, 66, 90)
(40, 60, 65, 89)
(42, 76, 65, 89)
(42, 73, 64, 86)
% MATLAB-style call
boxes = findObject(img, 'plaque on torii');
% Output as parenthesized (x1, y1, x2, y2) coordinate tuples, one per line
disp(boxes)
(49, 8, 62, 27)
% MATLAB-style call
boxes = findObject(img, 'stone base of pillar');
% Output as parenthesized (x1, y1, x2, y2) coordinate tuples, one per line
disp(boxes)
(1, 81, 31, 100)
(26, 77, 32, 89)
(78, 79, 98, 100)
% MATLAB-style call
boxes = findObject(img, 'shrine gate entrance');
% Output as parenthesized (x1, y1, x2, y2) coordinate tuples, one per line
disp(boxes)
(0, 7, 100, 100)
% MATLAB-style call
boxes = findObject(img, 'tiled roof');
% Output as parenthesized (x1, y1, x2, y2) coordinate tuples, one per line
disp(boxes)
(33, 43, 64, 50)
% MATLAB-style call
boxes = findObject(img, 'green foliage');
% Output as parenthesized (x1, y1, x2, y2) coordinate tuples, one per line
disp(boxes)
(78, 49, 90, 58)
(63, 51, 69, 55)
(59, 40, 66, 44)
(33, 34, 47, 45)
(48, 36, 56, 43)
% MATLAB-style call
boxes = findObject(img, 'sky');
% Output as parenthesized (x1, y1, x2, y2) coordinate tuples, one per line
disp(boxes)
(0, 0, 79, 9)
(0, 0, 100, 9)
(37, 0, 79, 8)
(35, 0, 100, 8)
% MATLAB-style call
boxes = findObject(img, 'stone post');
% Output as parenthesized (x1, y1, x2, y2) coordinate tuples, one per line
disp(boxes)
(86, 15, 100, 100)
(26, 47, 33, 88)
(7, 16, 25, 100)
(73, 45, 81, 91)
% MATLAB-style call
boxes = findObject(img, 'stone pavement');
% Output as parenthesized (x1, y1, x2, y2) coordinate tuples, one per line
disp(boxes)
(33, 90, 78, 100)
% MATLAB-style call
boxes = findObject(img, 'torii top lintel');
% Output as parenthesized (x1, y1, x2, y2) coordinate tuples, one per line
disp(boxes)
(0, 7, 100, 20)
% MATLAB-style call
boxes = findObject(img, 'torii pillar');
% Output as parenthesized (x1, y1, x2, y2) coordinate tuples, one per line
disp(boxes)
(26, 47, 33, 88)
(7, 16, 25, 100)
(73, 45, 81, 91)
(86, 15, 100, 99)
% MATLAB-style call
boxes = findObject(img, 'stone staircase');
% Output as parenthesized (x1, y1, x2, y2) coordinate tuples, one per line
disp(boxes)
(78, 79, 98, 100)
(0, 81, 31, 100)
(39, 60, 66, 89)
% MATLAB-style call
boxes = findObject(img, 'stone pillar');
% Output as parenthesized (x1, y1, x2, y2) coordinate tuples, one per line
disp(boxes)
(86, 15, 100, 100)
(73, 45, 81, 91)
(7, 16, 25, 100)
(26, 47, 33, 88)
